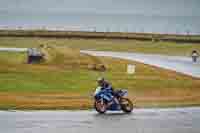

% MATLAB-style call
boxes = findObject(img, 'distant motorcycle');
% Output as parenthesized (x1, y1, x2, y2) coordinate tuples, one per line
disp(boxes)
(94, 87, 134, 114)
(191, 50, 199, 63)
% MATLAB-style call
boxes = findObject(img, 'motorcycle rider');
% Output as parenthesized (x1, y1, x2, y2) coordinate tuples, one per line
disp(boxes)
(97, 77, 112, 91)
(191, 50, 199, 62)
(97, 77, 119, 105)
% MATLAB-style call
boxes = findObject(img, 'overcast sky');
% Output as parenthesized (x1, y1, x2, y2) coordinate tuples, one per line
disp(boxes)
(0, 0, 200, 16)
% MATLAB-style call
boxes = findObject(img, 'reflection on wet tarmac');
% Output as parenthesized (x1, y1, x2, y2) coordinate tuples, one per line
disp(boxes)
(0, 107, 200, 133)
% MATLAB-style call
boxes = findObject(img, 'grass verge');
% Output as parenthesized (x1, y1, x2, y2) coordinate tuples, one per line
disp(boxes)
(0, 49, 200, 109)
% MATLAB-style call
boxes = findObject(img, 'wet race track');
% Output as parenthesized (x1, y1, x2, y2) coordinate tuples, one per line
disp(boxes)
(0, 107, 200, 133)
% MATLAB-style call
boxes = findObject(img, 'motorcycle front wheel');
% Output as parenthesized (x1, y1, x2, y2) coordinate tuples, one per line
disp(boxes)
(94, 100, 107, 114)
(120, 98, 133, 113)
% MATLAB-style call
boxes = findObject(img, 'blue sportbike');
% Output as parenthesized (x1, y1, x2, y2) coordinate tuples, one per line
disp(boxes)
(94, 87, 134, 114)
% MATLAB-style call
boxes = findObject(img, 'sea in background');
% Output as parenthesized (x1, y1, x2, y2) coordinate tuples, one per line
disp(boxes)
(0, 0, 200, 34)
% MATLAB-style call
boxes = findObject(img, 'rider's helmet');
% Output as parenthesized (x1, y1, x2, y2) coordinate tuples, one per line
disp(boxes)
(192, 50, 198, 57)
(97, 77, 105, 86)
(192, 50, 197, 54)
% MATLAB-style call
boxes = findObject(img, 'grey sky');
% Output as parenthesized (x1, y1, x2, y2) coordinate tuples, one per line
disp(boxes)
(0, 0, 200, 16)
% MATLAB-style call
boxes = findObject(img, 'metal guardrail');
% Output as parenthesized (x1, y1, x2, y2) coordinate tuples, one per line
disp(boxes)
(0, 48, 28, 52)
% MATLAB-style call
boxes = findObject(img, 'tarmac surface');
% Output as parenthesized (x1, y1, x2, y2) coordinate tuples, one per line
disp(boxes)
(0, 107, 200, 133)
(82, 51, 200, 78)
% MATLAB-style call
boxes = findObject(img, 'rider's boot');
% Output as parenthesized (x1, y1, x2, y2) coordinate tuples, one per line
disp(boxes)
(114, 97, 119, 104)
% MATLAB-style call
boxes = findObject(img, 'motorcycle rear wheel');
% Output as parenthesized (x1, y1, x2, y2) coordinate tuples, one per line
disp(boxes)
(120, 98, 133, 113)
(94, 100, 107, 114)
